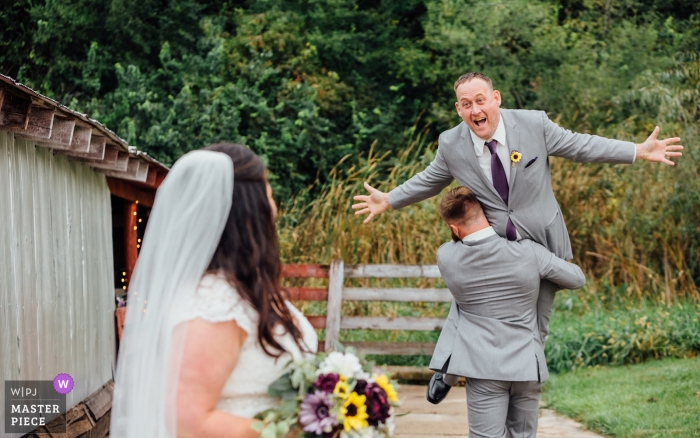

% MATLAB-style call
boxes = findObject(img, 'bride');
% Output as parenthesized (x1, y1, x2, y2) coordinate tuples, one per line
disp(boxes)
(111, 143, 317, 437)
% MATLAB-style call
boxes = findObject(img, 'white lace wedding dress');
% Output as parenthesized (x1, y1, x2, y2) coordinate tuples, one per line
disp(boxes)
(190, 273, 318, 418)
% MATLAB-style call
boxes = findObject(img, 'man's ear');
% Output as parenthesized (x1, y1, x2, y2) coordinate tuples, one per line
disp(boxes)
(493, 90, 501, 107)
(448, 223, 461, 241)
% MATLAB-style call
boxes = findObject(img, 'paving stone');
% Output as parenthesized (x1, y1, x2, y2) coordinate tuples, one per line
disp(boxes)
(393, 385, 604, 437)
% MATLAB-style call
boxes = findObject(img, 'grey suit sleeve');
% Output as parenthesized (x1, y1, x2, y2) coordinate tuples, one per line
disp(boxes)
(530, 241, 586, 290)
(542, 112, 636, 164)
(388, 142, 453, 210)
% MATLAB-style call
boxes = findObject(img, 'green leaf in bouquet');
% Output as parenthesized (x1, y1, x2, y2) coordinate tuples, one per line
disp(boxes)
(291, 367, 304, 389)
(280, 395, 298, 417)
(269, 372, 294, 397)
(361, 360, 376, 374)
(276, 421, 290, 436)
(251, 420, 264, 432)
(264, 411, 278, 423)
(333, 341, 346, 353)
(261, 424, 277, 438)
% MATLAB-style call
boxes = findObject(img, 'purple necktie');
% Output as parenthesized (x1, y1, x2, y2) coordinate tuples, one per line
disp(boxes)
(485, 140, 517, 241)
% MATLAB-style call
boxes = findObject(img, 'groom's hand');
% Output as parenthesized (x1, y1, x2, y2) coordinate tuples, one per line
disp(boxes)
(635, 126, 684, 165)
(352, 182, 391, 223)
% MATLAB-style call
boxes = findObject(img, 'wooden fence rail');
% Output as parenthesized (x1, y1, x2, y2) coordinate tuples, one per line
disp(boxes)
(283, 260, 447, 356)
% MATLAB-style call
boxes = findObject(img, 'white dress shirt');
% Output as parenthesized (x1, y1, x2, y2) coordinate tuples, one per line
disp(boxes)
(462, 226, 497, 243)
(469, 115, 511, 185)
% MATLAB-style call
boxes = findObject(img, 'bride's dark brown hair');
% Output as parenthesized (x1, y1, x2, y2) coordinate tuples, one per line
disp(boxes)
(203, 142, 307, 357)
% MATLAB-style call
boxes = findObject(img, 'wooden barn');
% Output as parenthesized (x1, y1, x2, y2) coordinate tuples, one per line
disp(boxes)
(0, 74, 168, 436)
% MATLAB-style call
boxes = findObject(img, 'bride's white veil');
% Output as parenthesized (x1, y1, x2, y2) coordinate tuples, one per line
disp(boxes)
(110, 150, 234, 437)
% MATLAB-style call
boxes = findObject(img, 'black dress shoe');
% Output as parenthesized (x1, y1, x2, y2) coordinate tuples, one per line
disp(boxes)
(426, 372, 451, 404)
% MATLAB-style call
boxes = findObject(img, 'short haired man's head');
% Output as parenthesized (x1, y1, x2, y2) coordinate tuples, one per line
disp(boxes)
(454, 72, 501, 141)
(439, 186, 485, 241)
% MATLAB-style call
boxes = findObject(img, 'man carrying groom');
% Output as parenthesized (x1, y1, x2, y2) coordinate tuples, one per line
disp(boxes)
(430, 186, 586, 437)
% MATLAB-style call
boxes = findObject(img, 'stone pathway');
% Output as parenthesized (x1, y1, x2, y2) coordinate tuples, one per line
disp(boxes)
(393, 385, 604, 437)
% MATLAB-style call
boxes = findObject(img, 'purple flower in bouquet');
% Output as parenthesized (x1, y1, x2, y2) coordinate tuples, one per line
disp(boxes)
(353, 379, 368, 395)
(299, 390, 337, 434)
(364, 383, 391, 426)
(314, 373, 340, 392)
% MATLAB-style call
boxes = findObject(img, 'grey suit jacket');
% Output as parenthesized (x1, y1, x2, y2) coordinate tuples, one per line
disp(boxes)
(389, 109, 636, 260)
(429, 235, 585, 382)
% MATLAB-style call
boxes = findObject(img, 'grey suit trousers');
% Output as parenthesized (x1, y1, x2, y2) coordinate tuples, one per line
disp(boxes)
(466, 378, 543, 438)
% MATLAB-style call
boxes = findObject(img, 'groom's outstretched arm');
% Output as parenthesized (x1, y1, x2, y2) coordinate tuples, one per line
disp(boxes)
(352, 146, 453, 223)
(542, 112, 683, 165)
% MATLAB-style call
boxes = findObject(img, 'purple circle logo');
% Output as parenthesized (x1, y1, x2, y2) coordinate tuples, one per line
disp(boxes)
(53, 373, 74, 394)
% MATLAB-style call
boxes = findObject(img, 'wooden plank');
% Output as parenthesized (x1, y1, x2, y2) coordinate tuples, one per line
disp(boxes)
(136, 160, 149, 181)
(286, 287, 328, 301)
(0, 92, 31, 127)
(86, 409, 110, 438)
(125, 201, 138, 285)
(385, 366, 435, 381)
(84, 381, 114, 420)
(113, 151, 130, 172)
(71, 143, 119, 168)
(282, 264, 330, 278)
(306, 315, 327, 329)
(341, 316, 445, 331)
(39, 116, 75, 148)
(70, 125, 92, 153)
(0, 88, 4, 113)
(8, 106, 55, 139)
(344, 342, 437, 356)
(96, 157, 149, 182)
(55, 135, 107, 160)
(343, 288, 452, 302)
(345, 264, 441, 278)
(145, 167, 158, 186)
(324, 259, 344, 351)
(155, 170, 166, 187)
(106, 177, 156, 208)
(116, 307, 127, 341)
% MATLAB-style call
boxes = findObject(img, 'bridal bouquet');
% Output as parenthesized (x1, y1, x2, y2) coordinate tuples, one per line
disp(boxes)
(254, 344, 400, 438)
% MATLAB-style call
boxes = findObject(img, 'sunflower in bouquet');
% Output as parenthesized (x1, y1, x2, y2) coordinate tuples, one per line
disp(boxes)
(253, 344, 400, 438)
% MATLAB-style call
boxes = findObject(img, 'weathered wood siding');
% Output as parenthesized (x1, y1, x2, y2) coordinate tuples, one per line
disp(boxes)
(0, 130, 115, 424)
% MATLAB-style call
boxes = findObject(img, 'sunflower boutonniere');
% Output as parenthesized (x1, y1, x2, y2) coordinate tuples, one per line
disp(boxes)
(510, 151, 522, 168)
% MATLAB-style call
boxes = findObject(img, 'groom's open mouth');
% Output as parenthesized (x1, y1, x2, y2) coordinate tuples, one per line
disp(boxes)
(473, 117, 487, 127)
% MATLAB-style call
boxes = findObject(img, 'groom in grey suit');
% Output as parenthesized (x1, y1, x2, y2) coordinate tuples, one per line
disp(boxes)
(353, 71, 683, 343)
(431, 186, 586, 438)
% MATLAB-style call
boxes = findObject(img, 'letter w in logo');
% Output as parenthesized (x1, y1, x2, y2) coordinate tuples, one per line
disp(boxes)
(57, 380, 69, 389)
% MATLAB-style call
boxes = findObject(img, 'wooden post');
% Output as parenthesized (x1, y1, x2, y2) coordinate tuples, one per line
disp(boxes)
(324, 259, 344, 352)
(125, 201, 138, 285)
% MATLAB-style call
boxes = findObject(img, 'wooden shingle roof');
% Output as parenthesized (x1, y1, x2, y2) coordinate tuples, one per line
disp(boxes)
(0, 74, 168, 188)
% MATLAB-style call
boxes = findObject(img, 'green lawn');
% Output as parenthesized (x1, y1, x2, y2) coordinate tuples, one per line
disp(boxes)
(542, 357, 700, 437)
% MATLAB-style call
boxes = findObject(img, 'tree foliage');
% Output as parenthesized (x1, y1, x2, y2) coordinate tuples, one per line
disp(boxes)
(1, 0, 699, 201)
